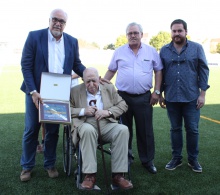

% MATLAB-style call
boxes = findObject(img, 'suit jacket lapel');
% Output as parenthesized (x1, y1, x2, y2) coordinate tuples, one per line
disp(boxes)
(100, 85, 108, 109)
(41, 28, 49, 70)
(78, 84, 109, 109)
(63, 33, 70, 72)
(79, 84, 88, 107)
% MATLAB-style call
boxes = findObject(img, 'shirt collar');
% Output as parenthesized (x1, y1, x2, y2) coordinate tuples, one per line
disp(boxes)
(127, 42, 143, 49)
(167, 39, 189, 51)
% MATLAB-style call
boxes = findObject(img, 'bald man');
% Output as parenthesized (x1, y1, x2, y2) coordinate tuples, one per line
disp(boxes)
(70, 68, 133, 190)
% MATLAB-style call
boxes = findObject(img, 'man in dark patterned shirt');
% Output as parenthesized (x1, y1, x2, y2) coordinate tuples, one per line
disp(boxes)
(159, 19, 209, 173)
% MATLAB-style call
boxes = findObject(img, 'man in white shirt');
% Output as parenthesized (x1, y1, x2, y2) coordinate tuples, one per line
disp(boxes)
(20, 8, 86, 182)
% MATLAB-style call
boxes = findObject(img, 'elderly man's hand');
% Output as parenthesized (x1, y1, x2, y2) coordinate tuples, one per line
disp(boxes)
(150, 93, 159, 106)
(95, 110, 109, 120)
(85, 106, 97, 116)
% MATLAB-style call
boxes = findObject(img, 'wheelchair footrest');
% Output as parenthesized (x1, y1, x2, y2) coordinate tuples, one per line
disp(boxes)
(111, 184, 120, 190)
(78, 184, 101, 191)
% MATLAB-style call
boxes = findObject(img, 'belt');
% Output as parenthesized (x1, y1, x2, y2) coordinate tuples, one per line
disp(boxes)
(118, 90, 150, 97)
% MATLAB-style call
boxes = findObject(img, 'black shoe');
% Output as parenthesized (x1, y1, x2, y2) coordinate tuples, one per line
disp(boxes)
(188, 160, 202, 173)
(143, 164, 157, 174)
(165, 159, 182, 170)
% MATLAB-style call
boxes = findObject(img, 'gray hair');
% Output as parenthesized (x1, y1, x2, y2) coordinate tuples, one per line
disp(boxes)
(50, 9, 68, 20)
(126, 22, 143, 33)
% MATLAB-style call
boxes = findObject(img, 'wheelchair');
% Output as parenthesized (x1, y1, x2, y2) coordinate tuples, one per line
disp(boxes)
(63, 125, 74, 176)
(63, 124, 133, 192)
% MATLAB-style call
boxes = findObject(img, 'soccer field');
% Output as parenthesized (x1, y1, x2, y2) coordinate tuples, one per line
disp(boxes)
(0, 64, 219, 194)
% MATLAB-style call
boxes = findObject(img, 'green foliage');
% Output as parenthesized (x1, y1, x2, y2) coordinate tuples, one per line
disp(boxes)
(149, 31, 171, 51)
(115, 35, 127, 49)
(103, 43, 115, 50)
(186, 35, 191, 40)
(216, 43, 220, 54)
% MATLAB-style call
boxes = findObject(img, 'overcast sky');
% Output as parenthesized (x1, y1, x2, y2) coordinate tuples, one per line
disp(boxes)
(1, 0, 220, 47)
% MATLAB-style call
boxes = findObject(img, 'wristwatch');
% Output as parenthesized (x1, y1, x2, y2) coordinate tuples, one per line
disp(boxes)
(30, 90, 37, 95)
(154, 90, 160, 95)
(108, 110, 113, 117)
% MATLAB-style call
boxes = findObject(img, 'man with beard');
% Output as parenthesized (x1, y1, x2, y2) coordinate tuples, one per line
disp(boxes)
(104, 22, 163, 174)
(159, 19, 209, 173)
(20, 9, 86, 181)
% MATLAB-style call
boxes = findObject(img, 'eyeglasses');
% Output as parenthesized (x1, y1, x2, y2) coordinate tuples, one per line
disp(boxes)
(51, 17, 66, 25)
(127, 31, 140, 36)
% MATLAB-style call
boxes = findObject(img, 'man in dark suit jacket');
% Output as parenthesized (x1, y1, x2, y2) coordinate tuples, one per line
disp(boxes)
(70, 67, 133, 190)
(20, 8, 86, 182)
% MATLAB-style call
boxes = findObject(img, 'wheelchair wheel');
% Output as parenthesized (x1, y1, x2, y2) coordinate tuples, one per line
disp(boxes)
(63, 125, 73, 176)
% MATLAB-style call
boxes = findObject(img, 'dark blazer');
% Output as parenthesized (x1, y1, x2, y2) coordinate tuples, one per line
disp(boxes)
(20, 28, 86, 94)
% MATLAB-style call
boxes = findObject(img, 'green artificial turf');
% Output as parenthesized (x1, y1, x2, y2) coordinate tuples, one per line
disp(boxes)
(0, 64, 219, 195)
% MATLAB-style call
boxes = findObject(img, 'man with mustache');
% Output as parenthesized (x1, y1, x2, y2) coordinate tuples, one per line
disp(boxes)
(20, 8, 86, 181)
(104, 22, 163, 174)
(159, 19, 210, 173)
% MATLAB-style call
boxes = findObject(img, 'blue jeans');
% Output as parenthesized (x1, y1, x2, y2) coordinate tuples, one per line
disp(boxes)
(20, 94, 60, 170)
(166, 100, 200, 161)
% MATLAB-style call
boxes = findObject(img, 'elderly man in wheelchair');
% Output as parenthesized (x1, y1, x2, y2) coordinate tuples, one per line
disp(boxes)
(70, 67, 133, 190)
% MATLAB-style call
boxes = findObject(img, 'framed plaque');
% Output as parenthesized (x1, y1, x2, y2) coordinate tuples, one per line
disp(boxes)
(39, 100, 71, 124)
(39, 72, 72, 124)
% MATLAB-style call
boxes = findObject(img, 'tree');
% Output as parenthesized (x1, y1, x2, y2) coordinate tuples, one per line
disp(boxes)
(115, 35, 127, 49)
(103, 43, 115, 50)
(216, 43, 220, 54)
(149, 31, 171, 51)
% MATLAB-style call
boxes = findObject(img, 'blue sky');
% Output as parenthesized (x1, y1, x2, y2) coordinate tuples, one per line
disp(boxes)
(1, 0, 220, 47)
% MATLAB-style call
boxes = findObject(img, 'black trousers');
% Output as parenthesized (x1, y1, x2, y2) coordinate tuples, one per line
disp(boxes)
(118, 91, 155, 165)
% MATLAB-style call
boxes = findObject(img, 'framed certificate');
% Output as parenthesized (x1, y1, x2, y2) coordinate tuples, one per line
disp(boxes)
(39, 100, 71, 124)
(39, 72, 72, 125)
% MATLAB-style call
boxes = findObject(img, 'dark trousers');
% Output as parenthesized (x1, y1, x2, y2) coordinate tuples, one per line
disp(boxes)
(20, 94, 60, 170)
(118, 91, 155, 165)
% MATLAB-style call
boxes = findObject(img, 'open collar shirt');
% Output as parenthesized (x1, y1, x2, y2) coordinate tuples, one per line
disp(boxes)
(79, 86, 103, 116)
(108, 43, 163, 94)
(160, 40, 210, 102)
(48, 29, 65, 74)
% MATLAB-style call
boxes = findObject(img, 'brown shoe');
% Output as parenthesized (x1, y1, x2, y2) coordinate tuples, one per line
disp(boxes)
(47, 167, 59, 178)
(81, 173, 96, 190)
(112, 174, 133, 190)
(20, 170, 32, 182)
